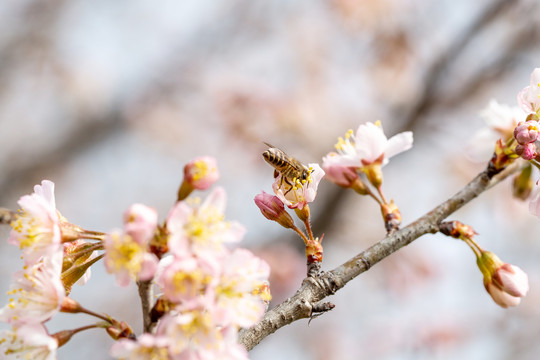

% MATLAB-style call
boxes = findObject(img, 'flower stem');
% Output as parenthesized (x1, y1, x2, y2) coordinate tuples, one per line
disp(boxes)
(291, 224, 309, 245)
(461, 236, 482, 258)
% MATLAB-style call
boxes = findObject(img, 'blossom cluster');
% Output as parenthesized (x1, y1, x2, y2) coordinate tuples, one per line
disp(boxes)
(110, 185, 270, 359)
(513, 68, 540, 160)
(0, 157, 271, 360)
(0, 181, 68, 358)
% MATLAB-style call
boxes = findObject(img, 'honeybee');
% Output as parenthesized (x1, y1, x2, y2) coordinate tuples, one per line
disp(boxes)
(263, 143, 311, 194)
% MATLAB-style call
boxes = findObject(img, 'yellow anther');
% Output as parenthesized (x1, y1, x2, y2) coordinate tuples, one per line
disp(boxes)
(345, 129, 353, 138)
(374, 120, 382, 127)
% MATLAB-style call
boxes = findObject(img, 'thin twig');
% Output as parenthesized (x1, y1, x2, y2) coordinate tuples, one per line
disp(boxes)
(238, 163, 521, 351)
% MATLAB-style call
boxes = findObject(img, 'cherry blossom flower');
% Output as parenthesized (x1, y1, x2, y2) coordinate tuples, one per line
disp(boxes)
(104, 230, 159, 287)
(158, 312, 248, 360)
(272, 163, 325, 210)
(167, 187, 245, 257)
(0, 252, 65, 325)
(155, 254, 219, 309)
(178, 156, 220, 200)
(213, 248, 270, 328)
(477, 251, 529, 308)
(110, 333, 170, 360)
(123, 204, 158, 245)
(466, 100, 525, 161)
(184, 156, 220, 190)
(0, 323, 58, 360)
(326, 122, 413, 168)
(518, 68, 540, 115)
(157, 311, 226, 358)
(9, 180, 63, 264)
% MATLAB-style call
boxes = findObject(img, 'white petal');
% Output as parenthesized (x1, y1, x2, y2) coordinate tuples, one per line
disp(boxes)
(385, 131, 413, 160)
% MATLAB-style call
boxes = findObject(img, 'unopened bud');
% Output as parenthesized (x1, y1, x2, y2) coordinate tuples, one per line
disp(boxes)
(515, 142, 537, 160)
(514, 120, 539, 145)
(254, 192, 295, 229)
(106, 320, 135, 340)
(477, 251, 529, 308)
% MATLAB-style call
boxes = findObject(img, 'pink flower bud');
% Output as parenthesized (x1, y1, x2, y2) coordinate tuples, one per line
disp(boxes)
(477, 251, 529, 308)
(515, 143, 536, 160)
(513, 121, 539, 145)
(184, 156, 219, 190)
(492, 263, 529, 298)
(254, 191, 294, 229)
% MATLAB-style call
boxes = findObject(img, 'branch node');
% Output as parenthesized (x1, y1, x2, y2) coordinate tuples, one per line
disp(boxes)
(308, 301, 335, 325)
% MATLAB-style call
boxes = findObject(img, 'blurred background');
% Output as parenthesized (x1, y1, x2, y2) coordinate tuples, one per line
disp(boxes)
(1, 0, 539, 359)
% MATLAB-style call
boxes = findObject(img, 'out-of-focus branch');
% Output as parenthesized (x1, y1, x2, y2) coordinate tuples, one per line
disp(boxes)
(239, 162, 522, 351)
(0, 208, 16, 225)
(400, 0, 514, 130)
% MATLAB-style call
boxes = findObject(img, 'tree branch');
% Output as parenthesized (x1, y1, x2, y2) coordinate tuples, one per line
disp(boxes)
(137, 280, 155, 333)
(239, 162, 522, 350)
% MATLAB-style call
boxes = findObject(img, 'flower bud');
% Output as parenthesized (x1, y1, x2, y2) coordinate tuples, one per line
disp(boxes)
(477, 251, 529, 308)
(106, 320, 135, 340)
(515, 142, 537, 160)
(177, 156, 219, 200)
(254, 192, 295, 229)
(513, 120, 539, 145)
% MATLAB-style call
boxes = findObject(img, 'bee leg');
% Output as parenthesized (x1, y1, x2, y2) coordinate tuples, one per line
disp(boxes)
(282, 177, 294, 196)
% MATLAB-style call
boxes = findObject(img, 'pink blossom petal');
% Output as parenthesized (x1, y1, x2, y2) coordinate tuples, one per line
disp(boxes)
(202, 187, 227, 214)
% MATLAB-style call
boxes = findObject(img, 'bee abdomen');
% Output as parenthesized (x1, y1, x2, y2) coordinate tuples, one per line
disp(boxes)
(263, 149, 288, 171)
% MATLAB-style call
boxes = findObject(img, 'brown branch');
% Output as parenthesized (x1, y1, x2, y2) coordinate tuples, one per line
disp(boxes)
(137, 280, 155, 333)
(239, 162, 522, 351)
